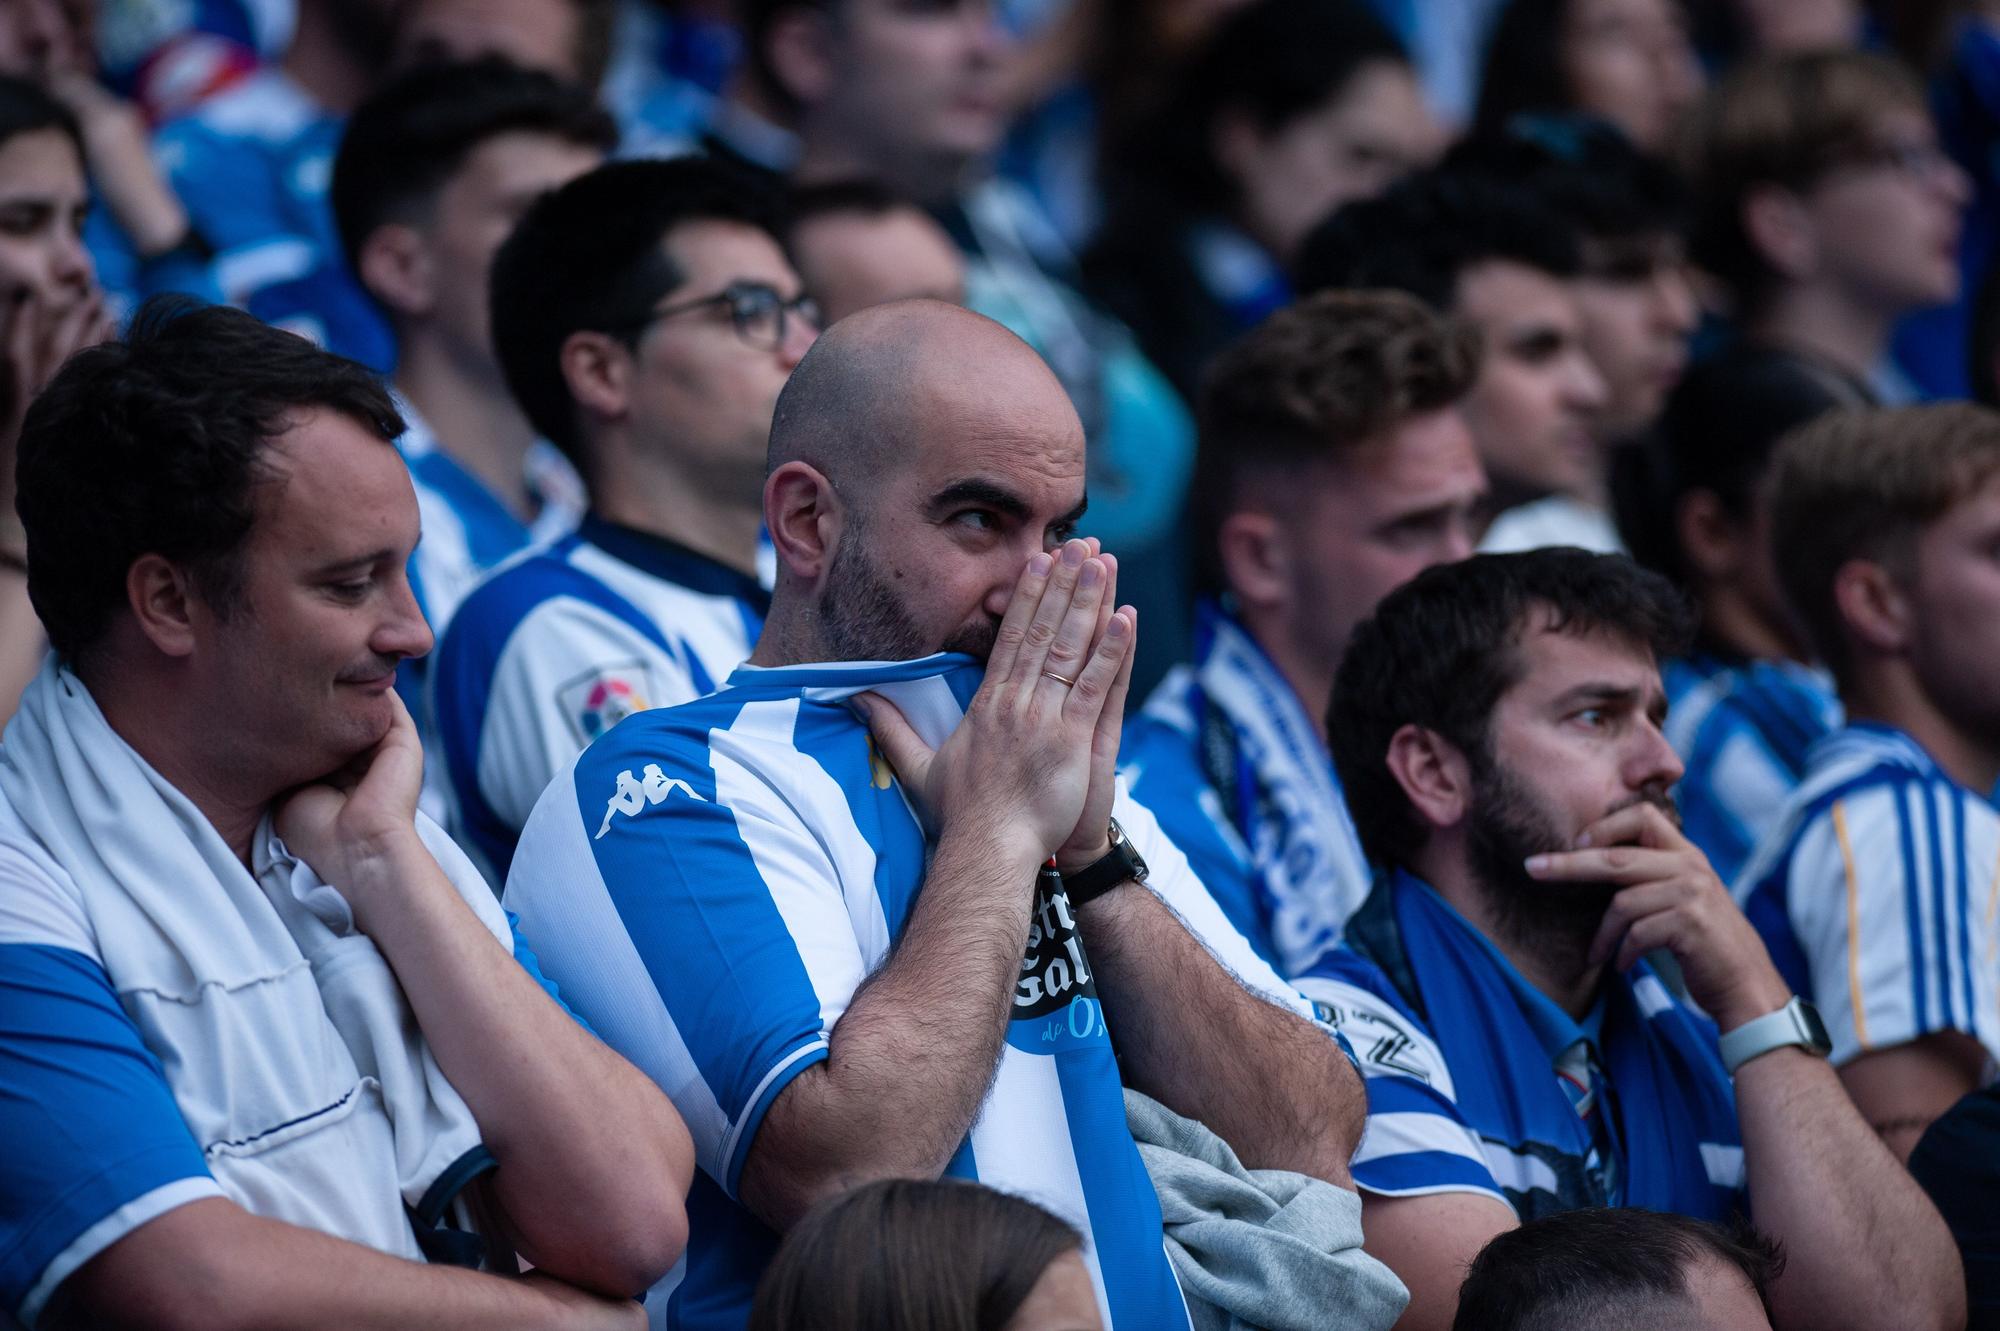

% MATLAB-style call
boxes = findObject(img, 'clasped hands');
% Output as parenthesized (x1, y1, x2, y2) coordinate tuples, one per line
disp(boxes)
(859, 538, 1137, 878)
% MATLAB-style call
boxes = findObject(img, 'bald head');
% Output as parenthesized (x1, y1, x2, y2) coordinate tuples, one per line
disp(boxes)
(754, 300, 1093, 665)
(767, 300, 1081, 492)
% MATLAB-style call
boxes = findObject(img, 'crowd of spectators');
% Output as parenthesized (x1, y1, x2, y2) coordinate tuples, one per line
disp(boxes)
(4, 0, 2000, 1328)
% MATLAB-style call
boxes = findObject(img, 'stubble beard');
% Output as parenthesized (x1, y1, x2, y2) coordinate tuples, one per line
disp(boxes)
(817, 529, 997, 663)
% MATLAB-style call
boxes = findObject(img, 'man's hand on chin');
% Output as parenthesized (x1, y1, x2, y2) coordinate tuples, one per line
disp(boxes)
(277, 689, 430, 926)
(1527, 800, 1791, 1030)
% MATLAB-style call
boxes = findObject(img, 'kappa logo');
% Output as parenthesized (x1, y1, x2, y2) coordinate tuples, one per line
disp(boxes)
(595, 763, 707, 838)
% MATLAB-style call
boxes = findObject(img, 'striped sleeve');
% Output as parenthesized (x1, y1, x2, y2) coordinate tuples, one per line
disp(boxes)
(1293, 967, 1508, 1207)
(503, 707, 857, 1197)
(1777, 779, 2000, 1067)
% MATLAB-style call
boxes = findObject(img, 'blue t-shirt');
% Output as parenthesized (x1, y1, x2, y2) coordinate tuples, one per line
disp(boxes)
(1663, 653, 1842, 888)
(503, 652, 1325, 1329)
(1295, 872, 1745, 1223)
(1737, 723, 2000, 1071)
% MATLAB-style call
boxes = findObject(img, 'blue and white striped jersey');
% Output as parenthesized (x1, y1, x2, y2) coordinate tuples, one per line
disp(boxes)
(397, 405, 585, 638)
(503, 653, 1326, 1330)
(432, 517, 766, 884)
(1737, 723, 2000, 1070)
(1296, 873, 1745, 1223)
(1664, 654, 1843, 887)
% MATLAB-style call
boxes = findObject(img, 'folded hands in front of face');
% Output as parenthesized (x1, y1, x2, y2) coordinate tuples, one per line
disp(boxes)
(859, 537, 1138, 872)
(275, 689, 429, 926)
(1525, 803, 1793, 1032)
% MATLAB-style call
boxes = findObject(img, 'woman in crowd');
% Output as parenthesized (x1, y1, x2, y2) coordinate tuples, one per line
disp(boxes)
(0, 76, 113, 728)
(1085, 0, 1441, 400)
(1475, 0, 1703, 152)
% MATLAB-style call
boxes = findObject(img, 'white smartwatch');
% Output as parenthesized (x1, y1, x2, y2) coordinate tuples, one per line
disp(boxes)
(1718, 996, 1832, 1074)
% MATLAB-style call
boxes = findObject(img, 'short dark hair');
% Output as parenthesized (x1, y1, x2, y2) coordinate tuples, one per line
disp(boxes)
(0, 74, 83, 158)
(1330, 549, 1691, 866)
(1116, 0, 1408, 217)
(1294, 169, 1583, 312)
(1192, 289, 1480, 595)
(1768, 403, 2000, 685)
(1443, 114, 1689, 248)
(330, 55, 616, 282)
(1612, 346, 1862, 587)
(748, 1178, 1081, 1331)
(16, 297, 403, 665)
(488, 156, 788, 464)
(1453, 1208, 1785, 1331)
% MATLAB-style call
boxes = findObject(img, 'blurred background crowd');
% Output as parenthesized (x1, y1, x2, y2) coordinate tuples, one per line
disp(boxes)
(2, 0, 1998, 725)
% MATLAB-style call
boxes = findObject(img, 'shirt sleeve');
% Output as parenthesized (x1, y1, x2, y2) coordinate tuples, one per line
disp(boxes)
(1778, 779, 2000, 1067)
(0, 932, 220, 1325)
(1294, 962, 1508, 1208)
(438, 591, 700, 859)
(503, 720, 859, 1197)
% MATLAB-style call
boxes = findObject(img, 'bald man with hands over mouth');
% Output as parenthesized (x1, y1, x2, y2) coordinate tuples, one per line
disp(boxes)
(502, 300, 1377, 1330)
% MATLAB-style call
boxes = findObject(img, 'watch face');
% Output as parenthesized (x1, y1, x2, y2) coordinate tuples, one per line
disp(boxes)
(1798, 1000, 1833, 1055)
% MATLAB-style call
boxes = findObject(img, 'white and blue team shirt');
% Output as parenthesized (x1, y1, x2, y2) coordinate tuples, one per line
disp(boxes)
(431, 516, 766, 882)
(503, 653, 1330, 1330)
(1295, 872, 1746, 1223)
(1664, 653, 1843, 888)
(0, 796, 572, 1326)
(1120, 603, 1373, 977)
(397, 404, 586, 639)
(1737, 723, 2000, 1071)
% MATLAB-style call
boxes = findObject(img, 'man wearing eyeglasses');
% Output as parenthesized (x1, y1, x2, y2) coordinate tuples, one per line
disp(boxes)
(429, 156, 817, 881)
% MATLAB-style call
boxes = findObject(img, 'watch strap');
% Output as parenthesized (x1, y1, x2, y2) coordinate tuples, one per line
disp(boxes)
(1058, 818, 1147, 907)
(1718, 997, 1831, 1074)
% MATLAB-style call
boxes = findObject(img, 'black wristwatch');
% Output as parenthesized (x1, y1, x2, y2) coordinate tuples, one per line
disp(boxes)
(1057, 818, 1148, 906)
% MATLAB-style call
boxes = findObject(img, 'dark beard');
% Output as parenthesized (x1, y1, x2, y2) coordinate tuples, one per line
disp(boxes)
(1465, 754, 1679, 971)
(818, 533, 997, 662)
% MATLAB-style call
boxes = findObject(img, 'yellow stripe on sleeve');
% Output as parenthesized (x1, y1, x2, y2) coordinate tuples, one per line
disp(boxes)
(1832, 801, 1871, 1052)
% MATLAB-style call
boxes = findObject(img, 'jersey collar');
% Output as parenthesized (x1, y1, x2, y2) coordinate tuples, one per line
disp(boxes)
(579, 514, 771, 610)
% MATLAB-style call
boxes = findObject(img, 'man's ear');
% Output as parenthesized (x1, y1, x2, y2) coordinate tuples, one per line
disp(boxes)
(1676, 489, 1746, 583)
(765, 6, 837, 110)
(355, 224, 435, 321)
(125, 554, 200, 659)
(1832, 556, 1911, 659)
(1385, 723, 1473, 833)
(1216, 509, 1289, 614)
(560, 329, 632, 434)
(765, 460, 840, 583)
(1742, 183, 1818, 282)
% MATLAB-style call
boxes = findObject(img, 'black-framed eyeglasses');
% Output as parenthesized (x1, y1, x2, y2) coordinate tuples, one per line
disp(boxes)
(606, 281, 820, 351)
